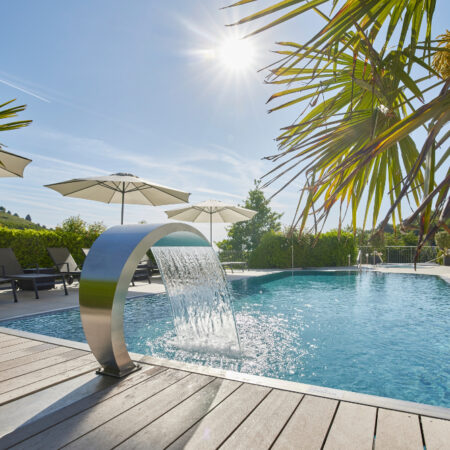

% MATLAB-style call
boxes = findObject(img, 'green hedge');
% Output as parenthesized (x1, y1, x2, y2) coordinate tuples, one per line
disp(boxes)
(0, 226, 101, 269)
(248, 230, 357, 268)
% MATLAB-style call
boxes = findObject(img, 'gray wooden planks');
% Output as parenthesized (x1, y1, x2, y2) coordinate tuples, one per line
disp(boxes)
(0, 337, 27, 349)
(66, 373, 215, 450)
(272, 394, 338, 450)
(117, 378, 242, 450)
(0, 357, 98, 406)
(0, 334, 448, 450)
(12, 368, 188, 450)
(167, 382, 271, 450)
(421, 416, 450, 450)
(0, 340, 45, 355)
(0, 353, 92, 395)
(0, 349, 86, 382)
(0, 365, 164, 447)
(0, 343, 55, 363)
(0, 333, 19, 342)
(221, 388, 302, 450)
(375, 409, 423, 450)
(0, 345, 74, 372)
(324, 401, 376, 450)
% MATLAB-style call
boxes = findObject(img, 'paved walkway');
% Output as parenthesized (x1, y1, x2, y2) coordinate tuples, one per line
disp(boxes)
(0, 270, 281, 321)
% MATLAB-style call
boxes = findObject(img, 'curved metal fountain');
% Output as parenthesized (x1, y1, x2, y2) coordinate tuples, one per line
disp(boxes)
(79, 223, 210, 377)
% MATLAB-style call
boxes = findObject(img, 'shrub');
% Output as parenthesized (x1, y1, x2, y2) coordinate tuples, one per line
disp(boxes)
(248, 230, 357, 268)
(0, 226, 101, 269)
(435, 231, 450, 251)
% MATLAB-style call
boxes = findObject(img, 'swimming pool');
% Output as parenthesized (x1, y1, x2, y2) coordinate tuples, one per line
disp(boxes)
(1, 271, 449, 407)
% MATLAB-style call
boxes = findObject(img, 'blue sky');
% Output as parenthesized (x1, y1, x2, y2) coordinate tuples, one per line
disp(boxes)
(1, 1, 449, 243)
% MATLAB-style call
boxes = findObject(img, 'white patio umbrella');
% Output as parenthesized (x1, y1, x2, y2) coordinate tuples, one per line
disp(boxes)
(45, 173, 190, 224)
(0, 149, 32, 177)
(165, 199, 257, 244)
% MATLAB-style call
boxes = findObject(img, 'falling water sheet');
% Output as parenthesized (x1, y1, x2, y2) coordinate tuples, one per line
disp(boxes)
(151, 246, 241, 354)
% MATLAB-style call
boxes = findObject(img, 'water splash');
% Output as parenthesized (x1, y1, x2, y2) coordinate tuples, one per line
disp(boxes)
(151, 246, 240, 353)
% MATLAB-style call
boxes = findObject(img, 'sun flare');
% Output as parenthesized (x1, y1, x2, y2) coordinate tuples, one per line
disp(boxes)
(216, 37, 255, 72)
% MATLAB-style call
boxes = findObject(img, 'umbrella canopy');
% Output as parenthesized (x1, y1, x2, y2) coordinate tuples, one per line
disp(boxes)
(0, 149, 32, 177)
(45, 173, 190, 224)
(165, 199, 256, 243)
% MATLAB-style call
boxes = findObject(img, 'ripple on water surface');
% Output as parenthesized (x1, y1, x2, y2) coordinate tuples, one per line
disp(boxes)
(1, 271, 449, 407)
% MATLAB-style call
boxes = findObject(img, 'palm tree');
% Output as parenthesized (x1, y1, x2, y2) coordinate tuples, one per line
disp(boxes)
(224, 0, 449, 259)
(0, 99, 31, 137)
(0, 99, 32, 171)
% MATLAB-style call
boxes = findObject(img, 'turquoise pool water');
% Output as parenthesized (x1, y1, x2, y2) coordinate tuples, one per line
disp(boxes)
(1, 271, 449, 407)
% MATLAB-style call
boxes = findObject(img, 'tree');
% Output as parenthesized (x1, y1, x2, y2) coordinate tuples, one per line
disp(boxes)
(25, 214, 32, 221)
(87, 221, 107, 235)
(56, 216, 107, 236)
(0, 206, 5, 212)
(217, 181, 282, 254)
(56, 216, 87, 234)
(224, 0, 449, 256)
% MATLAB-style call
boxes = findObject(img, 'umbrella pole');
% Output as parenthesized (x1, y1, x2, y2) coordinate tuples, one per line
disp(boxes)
(209, 212, 212, 245)
(121, 187, 125, 225)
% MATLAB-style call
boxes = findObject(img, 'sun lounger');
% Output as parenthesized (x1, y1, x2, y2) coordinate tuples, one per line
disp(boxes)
(131, 254, 152, 286)
(47, 247, 82, 284)
(0, 276, 17, 303)
(0, 248, 68, 301)
(221, 261, 248, 273)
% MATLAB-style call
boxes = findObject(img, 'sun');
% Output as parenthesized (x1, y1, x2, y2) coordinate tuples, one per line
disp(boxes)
(216, 37, 256, 72)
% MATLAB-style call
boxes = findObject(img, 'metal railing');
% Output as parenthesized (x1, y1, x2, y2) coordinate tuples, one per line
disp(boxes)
(358, 246, 438, 265)
(217, 250, 249, 263)
(356, 249, 362, 271)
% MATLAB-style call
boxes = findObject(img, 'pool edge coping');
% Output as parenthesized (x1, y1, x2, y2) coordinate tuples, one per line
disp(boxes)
(1, 325, 449, 421)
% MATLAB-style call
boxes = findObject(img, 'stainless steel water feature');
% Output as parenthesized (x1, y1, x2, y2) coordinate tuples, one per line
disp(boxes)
(79, 223, 210, 377)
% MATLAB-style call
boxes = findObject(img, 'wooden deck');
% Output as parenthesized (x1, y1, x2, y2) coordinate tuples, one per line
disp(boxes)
(0, 331, 448, 449)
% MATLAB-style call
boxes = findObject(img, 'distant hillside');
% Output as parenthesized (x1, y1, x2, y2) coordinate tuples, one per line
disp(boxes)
(0, 210, 44, 230)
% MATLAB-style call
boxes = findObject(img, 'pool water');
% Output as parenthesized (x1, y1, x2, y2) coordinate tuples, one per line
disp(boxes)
(2, 271, 449, 407)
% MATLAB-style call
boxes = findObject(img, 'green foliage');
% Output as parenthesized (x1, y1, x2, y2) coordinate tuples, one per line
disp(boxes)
(217, 181, 282, 255)
(435, 231, 450, 250)
(0, 226, 102, 268)
(56, 215, 106, 238)
(225, 0, 449, 252)
(0, 211, 43, 230)
(249, 230, 357, 268)
(0, 99, 31, 140)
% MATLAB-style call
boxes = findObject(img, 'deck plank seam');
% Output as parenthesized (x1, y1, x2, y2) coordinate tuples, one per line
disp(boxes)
(418, 415, 427, 449)
(268, 392, 306, 450)
(0, 334, 24, 343)
(0, 340, 28, 350)
(158, 381, 246, 450)
(59, 370, 194, 448)
(320, 399, 341, 450)
(216, 387, 274, 450)
(0, 349, 89, 383)
(0, 362, 98, 407)
(0, 342, 50, 356)
(0, 334, 19, 342)
(1, 366, 169, 448)
(372, 407, 378, 450)
(0, 354, 93, 396)
(0, 347, 82, 373)
(112, 376, 221, 449)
